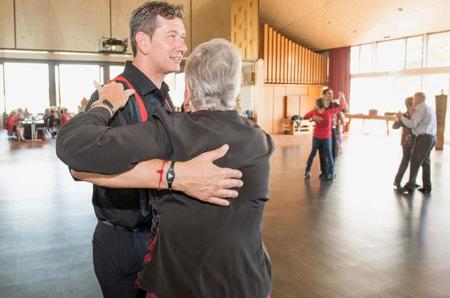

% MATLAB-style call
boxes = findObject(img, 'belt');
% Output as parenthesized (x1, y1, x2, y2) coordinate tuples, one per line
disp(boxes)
(417, 134, 435, 137)
(100, 220, 150, 233)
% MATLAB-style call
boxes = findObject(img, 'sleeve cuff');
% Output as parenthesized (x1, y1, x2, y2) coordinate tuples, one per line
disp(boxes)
(86, 107, 112, 122)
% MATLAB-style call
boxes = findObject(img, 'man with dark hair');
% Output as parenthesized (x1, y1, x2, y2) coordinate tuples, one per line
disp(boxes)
(398, 92, 437, 194)
(57, 2, 242, 298)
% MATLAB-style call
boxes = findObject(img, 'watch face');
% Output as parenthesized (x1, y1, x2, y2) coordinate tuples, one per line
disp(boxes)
(168, 172, 174, 180)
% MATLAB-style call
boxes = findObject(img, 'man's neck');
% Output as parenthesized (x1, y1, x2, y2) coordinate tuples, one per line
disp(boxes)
(132, 58, 165, 89)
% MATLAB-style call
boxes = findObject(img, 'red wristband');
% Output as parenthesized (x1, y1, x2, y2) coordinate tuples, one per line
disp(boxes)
(157, 160, 167, 190)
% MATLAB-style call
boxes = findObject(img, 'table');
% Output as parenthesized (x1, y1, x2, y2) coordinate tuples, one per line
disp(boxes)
(346, 114, 397, 135)
(21, 121, 45, 140)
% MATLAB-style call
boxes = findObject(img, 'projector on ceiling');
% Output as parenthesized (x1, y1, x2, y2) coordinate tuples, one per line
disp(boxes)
(99, 37, 128, 53)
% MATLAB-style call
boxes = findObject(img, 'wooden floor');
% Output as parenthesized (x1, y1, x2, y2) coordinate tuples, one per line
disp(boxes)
(1, 130, 450, 298)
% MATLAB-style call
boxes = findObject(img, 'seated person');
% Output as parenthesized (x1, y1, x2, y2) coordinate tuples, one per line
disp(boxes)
(46, 108, 60, 137)
(57, 39, 273, 298)
(60, 108, 72, 125)
(6, 111, 25, 141)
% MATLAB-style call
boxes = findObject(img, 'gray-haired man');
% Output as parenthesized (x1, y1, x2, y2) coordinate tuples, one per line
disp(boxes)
(398, 92, 437, 194)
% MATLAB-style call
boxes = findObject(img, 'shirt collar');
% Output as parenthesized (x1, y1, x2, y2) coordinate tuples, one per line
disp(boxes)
(121, 61, 170, 97)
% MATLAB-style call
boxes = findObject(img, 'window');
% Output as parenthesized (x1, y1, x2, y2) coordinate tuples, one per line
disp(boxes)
(109, 65, 125, 79)
(350, 46, 360, 74)
(58, 64, 101, 113)
(350, 77, 380, 114)
(350, 76, 402, 114)
(359, 44, 373, 73)
(427, 32, 450, 67)
(0, 64, 4, 115)
(376, 39, 405, 72)
(406, 36, 423, 69)
(394, 76, 422, 111)
(423, 73, 449, 101)
(168, 73, 185, 108)
(4, 62, 49, 113)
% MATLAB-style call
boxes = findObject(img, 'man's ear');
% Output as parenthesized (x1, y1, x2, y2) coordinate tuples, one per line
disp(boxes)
(135, 32, 151, 55)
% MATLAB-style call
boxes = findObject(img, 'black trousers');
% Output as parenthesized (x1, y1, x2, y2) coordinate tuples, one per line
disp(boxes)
(92, 221, 148, 298)
(319, 127, 337, 174)
(394, 145, 413, 185)
(406, 134, 436, 190)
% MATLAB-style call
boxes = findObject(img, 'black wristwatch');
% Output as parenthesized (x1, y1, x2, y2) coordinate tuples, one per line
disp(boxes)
(90, 98, 117, 115)
(166, 161, 176, 191)
(99, 98, 117, 114)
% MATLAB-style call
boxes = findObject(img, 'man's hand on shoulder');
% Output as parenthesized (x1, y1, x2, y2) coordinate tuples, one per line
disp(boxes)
(173, 144, 243, 207)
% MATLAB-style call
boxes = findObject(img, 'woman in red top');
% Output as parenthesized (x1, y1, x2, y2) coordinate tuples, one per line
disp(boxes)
(6, 111, 26, 141)
(60, 108, 72, 125)
(303, 95, 347, 180)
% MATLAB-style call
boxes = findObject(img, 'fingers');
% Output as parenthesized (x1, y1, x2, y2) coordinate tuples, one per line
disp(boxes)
(70, 169, 82, 180)
(93, 80, 101, 91)
(204, 144, 229, 161)
(221, 178, 243, 189)
(215, 189, 239, 198)
(206, 197, 230, 207)
(221, 168, 242, 179)
(125, 89, 135, 97)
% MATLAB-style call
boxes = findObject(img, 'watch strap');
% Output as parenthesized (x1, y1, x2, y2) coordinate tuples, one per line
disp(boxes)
(166, 160, 176, 191)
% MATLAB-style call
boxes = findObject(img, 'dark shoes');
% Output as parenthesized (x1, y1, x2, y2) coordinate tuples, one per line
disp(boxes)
(321, 174, 335, 181)
(397, 186, 414, 194)
(418, 187, 431, 194)
(394, 182, 420, 190)
(398, 185, 431, 194)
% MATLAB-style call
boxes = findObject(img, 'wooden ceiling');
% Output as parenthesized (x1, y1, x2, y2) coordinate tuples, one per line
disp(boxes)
(259, 0, 450, 50)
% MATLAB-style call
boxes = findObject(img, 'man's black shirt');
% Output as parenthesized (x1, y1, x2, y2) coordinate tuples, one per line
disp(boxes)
(85, 61, 173, 230)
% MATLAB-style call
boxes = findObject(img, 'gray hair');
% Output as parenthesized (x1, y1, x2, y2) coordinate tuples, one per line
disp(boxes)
(130, 1, 184, 56)
(185, 38, 242, 111)
(414, 92, 426, 101)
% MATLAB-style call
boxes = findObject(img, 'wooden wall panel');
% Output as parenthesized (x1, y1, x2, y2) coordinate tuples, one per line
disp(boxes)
(294, 46, 298, 83)
(0, 0, 15, 48)
(111, 0, 191, 55)
(318, 56, 322, 83)
(193, 0, 230, 49)
(273, 86, 286, 134)
(231, 0, 258, 60)
(286, 95, 301, 117)
(296, 45, 302, 84)
(280, 36, 285, 83)
(264, 24, 269, 81)
(258, 86, 274, 133)
(259, 84, 325, 134)
(315, 54, 320, 84)
(111, 0, 145, 55)
(268, 26, 273, 83)
(276, 33, 281, 83)
(15, 0, 110, 51)
(261, 24, 327, 85)
(285, 85, 308, 96)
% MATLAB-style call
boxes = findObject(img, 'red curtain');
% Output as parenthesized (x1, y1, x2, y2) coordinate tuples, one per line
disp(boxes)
(328, 47, 350, 105)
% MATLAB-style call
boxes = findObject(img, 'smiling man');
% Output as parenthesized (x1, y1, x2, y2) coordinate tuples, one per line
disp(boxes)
(59, 2, 243, 298)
